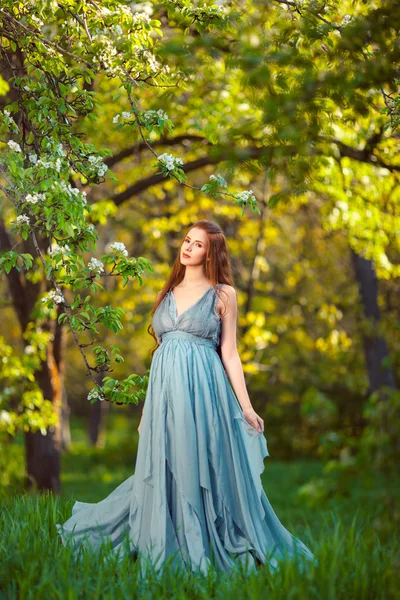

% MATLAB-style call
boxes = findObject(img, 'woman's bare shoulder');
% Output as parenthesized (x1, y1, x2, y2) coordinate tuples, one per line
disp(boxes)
(218, 283, 236, 298)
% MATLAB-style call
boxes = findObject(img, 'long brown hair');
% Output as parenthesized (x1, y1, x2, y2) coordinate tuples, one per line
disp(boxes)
(147, 220, 236, 360)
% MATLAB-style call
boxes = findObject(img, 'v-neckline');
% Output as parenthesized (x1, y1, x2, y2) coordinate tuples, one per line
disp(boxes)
(170, 285, 213, 321)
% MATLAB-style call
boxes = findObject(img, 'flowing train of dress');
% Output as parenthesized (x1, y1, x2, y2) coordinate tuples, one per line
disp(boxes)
(56, 284, 315, 577)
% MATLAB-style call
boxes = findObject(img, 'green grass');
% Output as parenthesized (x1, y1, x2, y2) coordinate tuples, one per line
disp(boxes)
(0, 413, 399, 599)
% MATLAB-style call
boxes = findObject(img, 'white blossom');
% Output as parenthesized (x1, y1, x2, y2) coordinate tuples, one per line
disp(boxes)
(235, 189, 256, 204)
(8, 140, 22, 152)
(48, 244, 70, 256)
(342, 14, 353, 26)
(28, 153, 38, 164)
(2, 109, 17, 130)
(88, 257, 105, 273)
(49, 289, 65, 304)
(87, 387, 104, 402)
(24, 345, 35, 355)
(106, 241, 128, 257)
(37, 158, 54, 168)
(91, 36, 118, 73)
(143, 109, 169, 122)
(122, 111, 131, 119)
(145, 51, 160, 71)
(210, 174, 228, 188)
(158, 153, 183, 171)
(118, 4, 131, 16)
(25, 192, 45, 204)
(97, 163, 107, 177)
(132, 12, 151, 24)
(49, 181, 87, 205)
(112, 113, 120, 123)
(31, 14, 44, 27)
(16, 214, 30, 225)
(88, 155, 107, 177)
(40, 289, 65, 304)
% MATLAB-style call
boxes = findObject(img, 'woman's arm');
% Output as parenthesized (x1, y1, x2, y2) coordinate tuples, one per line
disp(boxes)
(218, 285, 264, 432)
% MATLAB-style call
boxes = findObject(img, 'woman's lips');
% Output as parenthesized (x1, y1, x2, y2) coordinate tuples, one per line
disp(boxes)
(182, 253, 190, 258)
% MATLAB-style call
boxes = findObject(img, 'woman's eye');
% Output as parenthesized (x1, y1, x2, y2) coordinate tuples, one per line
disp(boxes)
(185, 238, 201, 247)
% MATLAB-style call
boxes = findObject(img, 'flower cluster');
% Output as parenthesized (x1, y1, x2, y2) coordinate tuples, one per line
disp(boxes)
(16, 215, 30, 225)
(106, 241, 128, 257)
(25, 192, 46, 204)
(132, 46, 160, 72)
(87, 387, 104, 402)
(143, 109, 169, 122)
(341, 14, 353, 26)
(158, 153, 183, 171)
(54, 181, 87, 204)
(7, 140, 22, 153)
(112, 111, 132, 124)
(2, 109, 18, 133)
(132, 12, 151, 25)
(37, 158, 55, 168)
(142, 49, 160, 72)
(235, 190, 256, 204)
(48, 244, 70, 256)
(88, 257, 105, 273)
(30, 14, 44, 28)
(209, 174, 228, 188)
(91, 35, 122, 76)
(42, 289, 65, 305)
(88, 155, 108, 177)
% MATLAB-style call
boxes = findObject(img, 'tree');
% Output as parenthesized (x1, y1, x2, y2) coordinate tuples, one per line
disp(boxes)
(0, 1, 259, 491)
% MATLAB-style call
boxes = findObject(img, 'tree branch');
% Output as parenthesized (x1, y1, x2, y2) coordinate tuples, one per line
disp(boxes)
(109, 145, 275, 206)
(105, 134, 207, 168)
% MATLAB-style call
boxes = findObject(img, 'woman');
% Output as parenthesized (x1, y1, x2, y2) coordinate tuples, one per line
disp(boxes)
(56, 220, 315, 578)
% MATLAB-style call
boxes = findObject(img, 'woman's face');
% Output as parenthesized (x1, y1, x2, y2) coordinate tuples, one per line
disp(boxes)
(180, 227, 209, 265)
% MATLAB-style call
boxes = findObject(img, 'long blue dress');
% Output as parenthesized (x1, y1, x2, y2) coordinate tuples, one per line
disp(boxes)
(56, 284, 315, 577)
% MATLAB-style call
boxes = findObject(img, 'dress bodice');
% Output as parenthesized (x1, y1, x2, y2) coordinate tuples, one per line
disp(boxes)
(152, 283, 222, 346)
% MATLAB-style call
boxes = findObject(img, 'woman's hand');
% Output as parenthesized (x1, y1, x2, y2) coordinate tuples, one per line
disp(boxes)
(242, 406, 264, 433)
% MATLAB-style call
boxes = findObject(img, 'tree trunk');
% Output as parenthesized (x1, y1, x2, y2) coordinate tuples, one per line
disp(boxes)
(350, 247, 397, 394)
(24, 340, 62, 492)
(54, 304, 71, 451)
(60, 382, 72, 450)
(0, 221, 64, 492)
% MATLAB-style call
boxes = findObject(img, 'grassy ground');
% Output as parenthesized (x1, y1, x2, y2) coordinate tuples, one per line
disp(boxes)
(0, 412, 399, 599)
